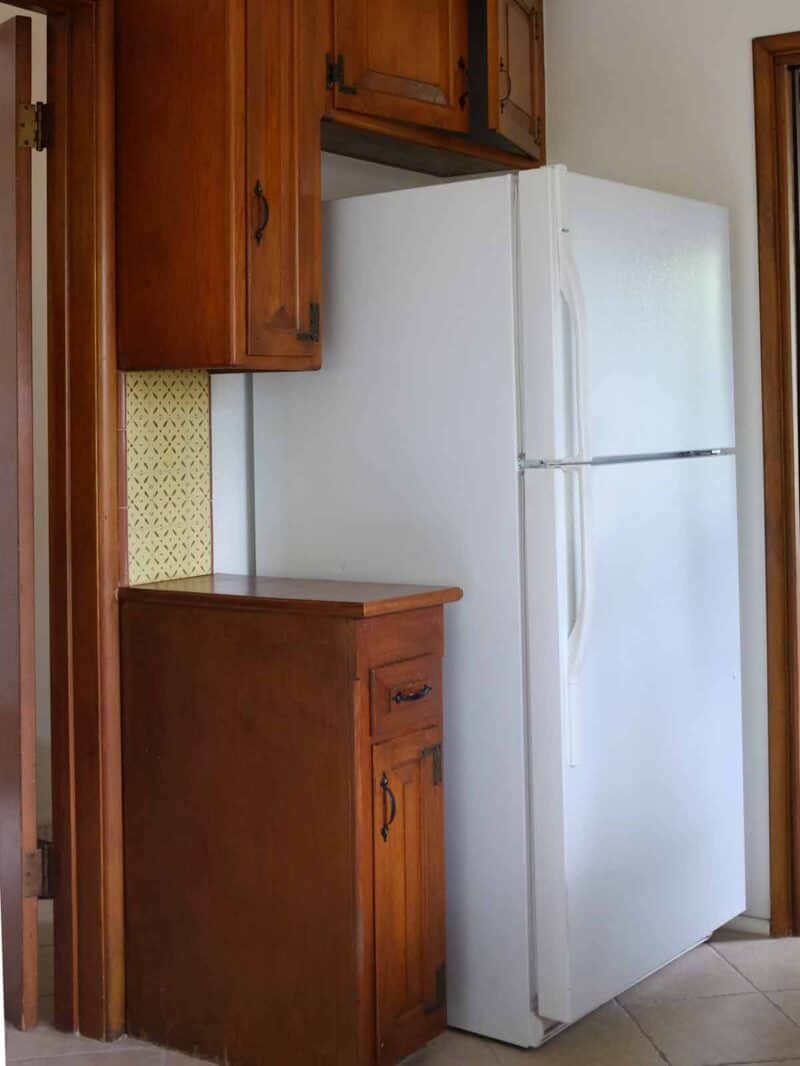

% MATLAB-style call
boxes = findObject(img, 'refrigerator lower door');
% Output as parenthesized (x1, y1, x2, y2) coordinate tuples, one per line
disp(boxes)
(526, 454, 744, 1025)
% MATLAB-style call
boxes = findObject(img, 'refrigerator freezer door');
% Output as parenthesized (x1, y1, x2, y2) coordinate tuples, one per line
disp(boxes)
(526, 454, 745, 1024)
(518, 168, 736, 461)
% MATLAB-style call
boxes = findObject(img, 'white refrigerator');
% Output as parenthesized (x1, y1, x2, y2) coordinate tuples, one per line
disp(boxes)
(251, 166, 745, 1047)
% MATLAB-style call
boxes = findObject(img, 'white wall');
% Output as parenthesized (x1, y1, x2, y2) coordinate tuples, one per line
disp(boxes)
(210, 153, 443, 562)
(211, 374, 254, 573)
(546, 0, 800, 922)
(0, 3, 50, 832)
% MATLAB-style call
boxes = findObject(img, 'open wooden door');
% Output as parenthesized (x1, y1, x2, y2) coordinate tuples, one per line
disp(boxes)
(0, 13, 38, 1032)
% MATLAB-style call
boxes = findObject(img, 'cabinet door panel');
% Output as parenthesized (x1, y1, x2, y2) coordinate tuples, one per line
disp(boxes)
(490, 0, 544, 158)
(332, 0, 469, 133)
(116, 0, 245, 368)
(373, 728, 446, 1064)
(246, 0, 321, 367)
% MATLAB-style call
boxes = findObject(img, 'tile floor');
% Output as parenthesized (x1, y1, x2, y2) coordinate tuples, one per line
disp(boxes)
(10, 929, 800, 1065)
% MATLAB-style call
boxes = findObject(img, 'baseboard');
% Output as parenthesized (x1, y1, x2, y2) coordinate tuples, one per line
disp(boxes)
(721, 914, 771, 937)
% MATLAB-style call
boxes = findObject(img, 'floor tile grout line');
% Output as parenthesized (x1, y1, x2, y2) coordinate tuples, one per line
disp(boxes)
(615, 997, 672, 1064)
(708, 942, 768, 995)
(621, 990, 763, 1007)
(759, 990, 800, 1033)
(708, 942, 800, 1033)
(715, 1058, 800, 1064)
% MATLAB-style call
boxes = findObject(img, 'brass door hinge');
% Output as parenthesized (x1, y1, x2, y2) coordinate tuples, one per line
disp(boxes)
(17, 101, 50, 152)
(23, 841, 56, 900)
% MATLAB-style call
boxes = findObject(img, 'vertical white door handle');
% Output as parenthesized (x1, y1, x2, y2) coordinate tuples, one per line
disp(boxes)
(557, 186, 593, 766)
(559, 232, 590, 462)
(566, 465, 594, 767)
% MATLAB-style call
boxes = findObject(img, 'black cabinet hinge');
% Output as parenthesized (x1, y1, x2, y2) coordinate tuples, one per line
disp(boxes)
(23, 840, 56, 900)
(533, 116, 542, 147)
(422, 742, 443, 786)
(297, 302, 320, 344)
(326, 54, 357, 95)
(17, 101, 51, 152)
(425, 963, 447, 1014)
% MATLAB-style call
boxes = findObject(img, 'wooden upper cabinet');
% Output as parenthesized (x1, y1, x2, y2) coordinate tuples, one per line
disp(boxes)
(115, 0, 322, 371)
(491, 0, 545, 158)
(467, 0, 546, 160)
(330, 0, 470, 133)
(247, 0, 322, 361)
(373, 728, 446, 1065)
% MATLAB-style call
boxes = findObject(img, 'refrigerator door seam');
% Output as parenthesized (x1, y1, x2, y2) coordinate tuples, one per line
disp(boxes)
(519, 448, 734, 470)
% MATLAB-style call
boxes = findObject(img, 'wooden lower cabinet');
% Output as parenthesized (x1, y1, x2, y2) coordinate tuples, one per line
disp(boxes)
(119, 575, 461, 1066)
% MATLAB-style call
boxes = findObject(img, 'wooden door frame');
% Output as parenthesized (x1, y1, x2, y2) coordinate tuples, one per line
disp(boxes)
(9, 0, 123, 1038)
(753, 31, 800, 937)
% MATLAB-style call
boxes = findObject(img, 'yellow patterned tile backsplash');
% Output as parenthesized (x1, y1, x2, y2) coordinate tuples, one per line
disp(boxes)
(124, 370, 212, 585)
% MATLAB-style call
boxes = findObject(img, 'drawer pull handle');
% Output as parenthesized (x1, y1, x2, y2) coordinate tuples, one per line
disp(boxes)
(254, 180, 269, 245)
(380, 773, 397, 842)
(393, 684, 433, 705)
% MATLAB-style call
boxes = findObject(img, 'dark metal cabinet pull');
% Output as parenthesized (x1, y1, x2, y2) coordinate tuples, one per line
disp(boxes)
(500, 59, 512, 113)
(393, 684, 433, 705)
(458, 56, 471, 110)
(380, 773, 397, 842)
(254, 180, 269, 245)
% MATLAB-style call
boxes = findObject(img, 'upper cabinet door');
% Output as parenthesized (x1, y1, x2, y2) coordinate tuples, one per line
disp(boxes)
(331, 0, 470, 133)
(116, 0, 321, 371)
(246, 0, 322, 365)
(492, 0, 544, 158)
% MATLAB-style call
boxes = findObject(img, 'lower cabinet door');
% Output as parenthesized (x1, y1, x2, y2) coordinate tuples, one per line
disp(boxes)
(373, 727, 446, 1064)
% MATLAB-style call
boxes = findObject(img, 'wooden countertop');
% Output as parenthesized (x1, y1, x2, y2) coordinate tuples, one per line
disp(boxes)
(119, 573, 463, 619)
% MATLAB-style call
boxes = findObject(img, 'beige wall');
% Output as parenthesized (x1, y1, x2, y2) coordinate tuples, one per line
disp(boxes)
(546, 0, 800, 922)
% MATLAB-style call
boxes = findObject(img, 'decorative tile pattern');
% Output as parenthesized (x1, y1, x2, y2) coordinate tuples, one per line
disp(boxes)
(124, 371, 212, 585)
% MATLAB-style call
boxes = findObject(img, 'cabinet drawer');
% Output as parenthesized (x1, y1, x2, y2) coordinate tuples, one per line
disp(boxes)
(371, 655, 442, 741)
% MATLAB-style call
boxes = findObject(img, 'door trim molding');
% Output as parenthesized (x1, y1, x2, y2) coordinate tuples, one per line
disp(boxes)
(9, 0, 123, 1037)
(753, 31, 800, 937)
